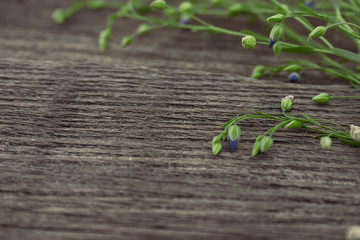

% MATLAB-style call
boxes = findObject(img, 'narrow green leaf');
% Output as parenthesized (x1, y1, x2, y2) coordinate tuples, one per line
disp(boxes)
(332, 48, 360, 64)
(281, 46, 315, 53)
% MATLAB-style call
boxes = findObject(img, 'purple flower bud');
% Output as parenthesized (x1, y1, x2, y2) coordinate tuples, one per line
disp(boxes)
(288, 72, 300, 83)
(304, 1, 314, 8)
(228, 125, 241, 153)
(180, 15, 190, 25)
(269, 37, 277, 48)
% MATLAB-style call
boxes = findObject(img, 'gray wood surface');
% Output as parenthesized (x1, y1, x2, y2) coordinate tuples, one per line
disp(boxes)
(0, 1, 359, 240)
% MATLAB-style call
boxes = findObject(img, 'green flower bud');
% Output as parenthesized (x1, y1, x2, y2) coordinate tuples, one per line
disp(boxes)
(251, 65, 266, 79)
(212, 142, 222, 155)
(308, 26, 327, 40)
(267, 13, 285, 23)
(251, 136, 263, 157)
(284, 120, 303, 129)
(164, 8, 177, 17)
(281, 95, 294, 112)
(99, 29, 110, 51)
(320, 136, 332, 148)
(52, 9, 66, 24)
(121, 36, 132, 48)
(212, 0, 223, 6)
(228, 3, 244, 17)
(179, 1, 193, 13)
(312, 93, 332, 104)
(350, 125, 360, 142)
(151, 0, 167, 10)
(136, 23, 151, 35)
(241, 35, 256, 50)
(260, 136, 273, 153)
(212, 135, 221, 145)
(88, 0, 105, 9)
(283, 64, 302, 72)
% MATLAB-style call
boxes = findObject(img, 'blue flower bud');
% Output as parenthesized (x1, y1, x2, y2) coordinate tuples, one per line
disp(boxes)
(269, 23, 284, 48)
(288, 72, 300, 83)
(260, 136, 273, 153)
(304, 1, 314, 8)
(228, 125, 241, 152)
(180, 15, 190, 25)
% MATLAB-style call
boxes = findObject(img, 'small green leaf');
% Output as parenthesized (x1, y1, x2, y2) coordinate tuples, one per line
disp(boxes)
(332, 48, 360, 65)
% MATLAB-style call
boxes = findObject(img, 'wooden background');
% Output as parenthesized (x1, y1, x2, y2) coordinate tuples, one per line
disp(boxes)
(0, 1, 359, 239)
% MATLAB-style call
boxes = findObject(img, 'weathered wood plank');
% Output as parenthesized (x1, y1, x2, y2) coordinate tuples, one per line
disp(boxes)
(0, 59, 359, 240)
(0, 1, 359, 240)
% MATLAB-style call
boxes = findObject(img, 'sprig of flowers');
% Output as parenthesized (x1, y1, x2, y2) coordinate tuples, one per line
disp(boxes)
(52, 0, 360, 89)
(212, 95, 360, 157)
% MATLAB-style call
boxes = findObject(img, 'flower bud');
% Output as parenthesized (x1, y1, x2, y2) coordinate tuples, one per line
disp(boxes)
(136, 23, 151, 35)
(284, 120, 303, 129)
(228, 3, 244, 17)
(121, 36, 132, 48)
(267, 13, 285, 23)
(281, 95, 294, 112)
(212, 142, 222, 155)
(251, 136, 262, 157)
(350, 125, 360, 142)
(241, 35, 256, 50)
(308, 26, 327, 40)
(320, 136, 332, 148)
(269, 23, 284, 48)
(288, 72, 300, 83)
(151, 0, 167, 10)
(251, 65, 266, 79)
(212, 135, 221, 145)
(88, 0, 105, 9)
(179, 1, 193, 13)
(283, 64, 302, 72)
(312, 93, 332, 104)
(99, 29, 110, 51)
(52, 9, 66, 24)
(180, 15, 190, 25)
(260, 136, 273, 153)
(228, 125, 241, 152)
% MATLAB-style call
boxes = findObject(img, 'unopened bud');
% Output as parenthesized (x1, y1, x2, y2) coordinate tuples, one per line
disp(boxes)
(251, 136, 262, 157)
(267, 13, 285, 23)
(260, 136, 273, 153)
(212, 142, 222, 155)
(241, 35, 256, 50)
(320, 136, 332, 148)
(179, 1, 193, 13)
(269, 23, 284, 48)
(312, 93, 332, 104)
(228, 125, 241, 152)
(136, 23, 151, 35)
(284, 120, 303, 129)
(251, 65, 266, 79)
(350, 125, 360, 142)
(52, 9, 66, 24)
(151, 0, 167, 10)
(281, 95, 294, 112)
(99, 29, 110, 51)
(288, 72, 300, 83)
(121, 36, 132, 48)
(308, 26, 327, 40)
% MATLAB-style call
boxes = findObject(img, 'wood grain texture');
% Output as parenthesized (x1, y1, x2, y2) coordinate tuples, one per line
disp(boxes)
(0, 1, 359, 240)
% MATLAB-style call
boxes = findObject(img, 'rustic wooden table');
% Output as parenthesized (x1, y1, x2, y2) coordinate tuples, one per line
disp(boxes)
(0, 1, 359, 239)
